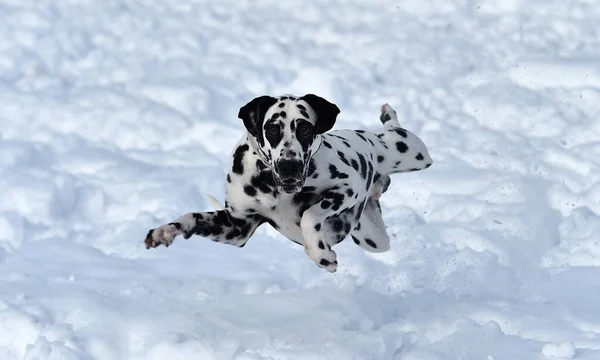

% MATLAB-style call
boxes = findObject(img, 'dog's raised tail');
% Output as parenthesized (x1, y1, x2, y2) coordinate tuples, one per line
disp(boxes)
(379, 104, 401, 128)
(207, 194, 225, 210)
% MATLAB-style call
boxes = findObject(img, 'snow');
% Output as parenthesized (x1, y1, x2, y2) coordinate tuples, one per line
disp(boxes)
(542, 342, 576, 359)
(1, 0, 600, 359)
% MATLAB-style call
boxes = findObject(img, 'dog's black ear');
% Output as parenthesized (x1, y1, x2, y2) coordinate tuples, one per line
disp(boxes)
(300, 94, 340, 134)
(238, 95, 278, 145)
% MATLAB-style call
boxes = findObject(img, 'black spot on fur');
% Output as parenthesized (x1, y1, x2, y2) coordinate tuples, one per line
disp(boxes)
(365, 161, 373, 191)
(352, 235, 360, 245)
(256, 159, 267, 170)
(322, 190, 345, 211)
(297, 104, 306, 111)
(357, 153, 368, 179)
(315, 223, 321, 231)
(226, 229, 241, 240)
(373, 172, 381, 184)
(280, 111, 286, 118)
(215, 211, 232, 227)
(396, 141, 408, 153)
(323, 141, 332, 149)
(320, 258, 336, 267)
(318, 241, 325, 249)
(377, 155, 384, 163)
(239, 224, 251, 237)
(394, 128, 408, 138)
(416, 152, 424, 161)
(351, 159, 359, 171)
(380, 113, 392, 123)
(332, 218, 344, 232)
(337, 151, 351, 166)
(356, 132, 368, 142)
(365, 239, 377, 248)
(232, 144, 249, 174)
(329, 164, 349, 179)
(244, 185, 257, 197)
(227, 174, 231, 183)
(278, 102, 285, 108)
(346, 188, 354, 197)
(251, 170, 276, 194)
(265, 217, 279, 230)
(321, 200, 331, 209)
(293, 189, 318, 216)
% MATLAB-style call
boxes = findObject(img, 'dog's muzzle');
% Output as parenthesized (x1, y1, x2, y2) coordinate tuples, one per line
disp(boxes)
(274, 159, 305, 193)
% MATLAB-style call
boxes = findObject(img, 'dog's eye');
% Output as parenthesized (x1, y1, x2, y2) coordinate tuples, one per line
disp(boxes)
(265, 125, 279, 137)
(297, 124, 312, 138)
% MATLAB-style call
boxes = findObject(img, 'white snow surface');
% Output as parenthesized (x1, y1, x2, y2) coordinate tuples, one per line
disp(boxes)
(2, 0, 600, 359)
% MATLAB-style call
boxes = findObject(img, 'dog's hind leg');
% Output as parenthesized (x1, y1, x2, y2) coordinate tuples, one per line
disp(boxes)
(379, 103, 401, 128)
(350, 198, 390, 253)
(369, 174, 390, 200)
(375, 104, 433, 174)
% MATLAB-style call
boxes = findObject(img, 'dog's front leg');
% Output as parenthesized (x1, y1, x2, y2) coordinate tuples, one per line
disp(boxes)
(300, 184, 365, 273)
(145, 209, 264, 249)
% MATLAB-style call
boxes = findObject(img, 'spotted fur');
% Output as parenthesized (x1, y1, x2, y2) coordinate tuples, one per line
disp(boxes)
(145, 95, 433, 272)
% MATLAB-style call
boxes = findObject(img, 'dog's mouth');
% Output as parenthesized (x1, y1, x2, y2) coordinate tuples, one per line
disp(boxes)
(275, 176, 305, 194)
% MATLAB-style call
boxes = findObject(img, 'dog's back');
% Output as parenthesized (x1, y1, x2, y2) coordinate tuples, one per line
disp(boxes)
(321, 104, 432, 184)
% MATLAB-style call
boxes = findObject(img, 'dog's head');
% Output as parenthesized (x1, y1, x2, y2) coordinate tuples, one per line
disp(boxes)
(238, 94, 340, 193)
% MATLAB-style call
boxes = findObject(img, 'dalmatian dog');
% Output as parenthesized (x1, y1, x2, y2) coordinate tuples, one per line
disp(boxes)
(144, 94, 432, 272)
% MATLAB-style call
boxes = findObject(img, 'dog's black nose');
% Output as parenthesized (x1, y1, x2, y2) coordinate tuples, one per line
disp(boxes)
(276, 159, 303, 179)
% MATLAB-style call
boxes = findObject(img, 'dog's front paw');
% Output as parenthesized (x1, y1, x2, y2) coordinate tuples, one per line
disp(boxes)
(145, 223, 184, 249)
(305, 245, 338, 273)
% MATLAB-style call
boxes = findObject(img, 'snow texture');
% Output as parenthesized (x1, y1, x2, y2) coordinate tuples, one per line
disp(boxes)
(1, 0, 600, 359)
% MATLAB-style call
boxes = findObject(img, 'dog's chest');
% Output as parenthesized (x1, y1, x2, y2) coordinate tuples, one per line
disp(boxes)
(258, 194, 309, 244)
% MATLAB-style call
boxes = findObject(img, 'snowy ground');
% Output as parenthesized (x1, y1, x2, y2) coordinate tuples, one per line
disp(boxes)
(1, 0, 600, 359)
